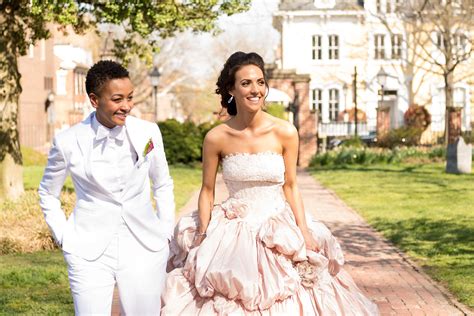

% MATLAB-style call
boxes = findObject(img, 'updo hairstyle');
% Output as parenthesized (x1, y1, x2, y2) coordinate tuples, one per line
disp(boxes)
(215, 51, 268, 115)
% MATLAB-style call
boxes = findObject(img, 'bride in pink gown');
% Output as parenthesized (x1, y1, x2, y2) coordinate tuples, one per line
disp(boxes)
(161, 52, 379, 315)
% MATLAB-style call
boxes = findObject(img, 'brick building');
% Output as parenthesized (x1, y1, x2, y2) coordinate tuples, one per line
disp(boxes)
(18, 38, 55, 151)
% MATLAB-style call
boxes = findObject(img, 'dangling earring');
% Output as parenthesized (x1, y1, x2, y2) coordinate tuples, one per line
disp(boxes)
(227, 95, 234, 104)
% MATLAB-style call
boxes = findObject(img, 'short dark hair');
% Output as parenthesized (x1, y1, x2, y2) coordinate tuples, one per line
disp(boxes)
(85, 60, 129, 95)
(215, 51, 268, 116)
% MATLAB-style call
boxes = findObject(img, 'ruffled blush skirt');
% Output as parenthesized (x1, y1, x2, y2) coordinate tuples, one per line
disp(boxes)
(162, 199, 379, 315)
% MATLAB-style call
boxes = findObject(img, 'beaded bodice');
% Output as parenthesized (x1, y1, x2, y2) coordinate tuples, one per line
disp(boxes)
(221, 152, 286, 217)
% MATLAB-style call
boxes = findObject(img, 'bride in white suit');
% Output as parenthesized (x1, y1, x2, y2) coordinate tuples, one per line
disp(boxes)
(38, 60, 175, 315)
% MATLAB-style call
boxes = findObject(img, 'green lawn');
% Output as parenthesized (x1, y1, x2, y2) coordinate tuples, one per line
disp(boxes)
(0, 251, 73, 315)
(170, 165, 202, 211)
(310, 163, 474, 308)
(0, 152, 202, 315)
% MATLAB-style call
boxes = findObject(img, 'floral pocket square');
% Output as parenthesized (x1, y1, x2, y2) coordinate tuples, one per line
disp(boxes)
(143, 138, 154, 157)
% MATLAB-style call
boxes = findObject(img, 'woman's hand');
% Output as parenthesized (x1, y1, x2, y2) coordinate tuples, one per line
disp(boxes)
(301, 229, 319, 252)
(328, 259, 341, 276)
(192, 232, 206, 248)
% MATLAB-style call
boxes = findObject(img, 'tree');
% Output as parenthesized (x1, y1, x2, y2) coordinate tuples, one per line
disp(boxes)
(0, 0, 251, 200)
(376, 0, 474, 145)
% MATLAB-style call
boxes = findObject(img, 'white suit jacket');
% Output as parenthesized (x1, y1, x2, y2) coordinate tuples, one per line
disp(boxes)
(38, 113, 175, 260)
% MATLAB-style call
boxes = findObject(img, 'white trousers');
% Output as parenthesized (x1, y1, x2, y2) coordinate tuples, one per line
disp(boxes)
(63, 220, 169, 316)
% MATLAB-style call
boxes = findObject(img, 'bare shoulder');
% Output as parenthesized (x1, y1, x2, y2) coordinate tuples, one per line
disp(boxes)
(270, 116, 298, 140)
(203, 123, 227, 147)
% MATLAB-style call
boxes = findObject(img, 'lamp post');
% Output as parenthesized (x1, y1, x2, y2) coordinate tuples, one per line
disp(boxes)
(376, 67, 388, 109)
(342, 83, 348, 120)
(149, 66, 161, 121)
(45, 91, 55, 142)
(376, 67, 388, 137)
(353, 66, 358, 137)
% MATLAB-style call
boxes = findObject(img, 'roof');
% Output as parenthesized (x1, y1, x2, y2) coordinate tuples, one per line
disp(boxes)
(279, 0, 364, 11)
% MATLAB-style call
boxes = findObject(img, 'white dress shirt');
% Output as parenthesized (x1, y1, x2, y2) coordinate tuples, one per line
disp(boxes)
(91, 115, 138, 195)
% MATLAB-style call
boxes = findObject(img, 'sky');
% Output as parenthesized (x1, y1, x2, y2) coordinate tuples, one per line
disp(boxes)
(164, 0, 281, 83)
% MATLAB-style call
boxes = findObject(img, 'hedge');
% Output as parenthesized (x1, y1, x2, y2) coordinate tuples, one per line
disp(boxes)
(158, 119, 219, 165)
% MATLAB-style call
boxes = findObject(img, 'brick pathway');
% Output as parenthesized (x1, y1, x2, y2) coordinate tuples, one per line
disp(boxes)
(112, 171, 472, 315)
(299, 171, 472, 315)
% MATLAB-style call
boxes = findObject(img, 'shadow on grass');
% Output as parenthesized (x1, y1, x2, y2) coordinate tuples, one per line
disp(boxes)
(310, 164, 429, 174)
(371, 217, 474, 257)
(323, 216, 474, 264)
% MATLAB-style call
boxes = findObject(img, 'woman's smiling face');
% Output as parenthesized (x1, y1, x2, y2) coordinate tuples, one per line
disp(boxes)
(230, 64, 266, 114)
(90, 77, 134, 128)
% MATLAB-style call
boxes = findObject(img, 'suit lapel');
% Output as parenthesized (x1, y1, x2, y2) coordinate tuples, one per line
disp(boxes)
(75, 113, 114, 197)
(76, 113, 94, 159)
(126, 116, 148, 167)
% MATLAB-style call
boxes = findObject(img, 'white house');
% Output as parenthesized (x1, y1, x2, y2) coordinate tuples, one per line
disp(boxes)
(273, 0, 472, 142)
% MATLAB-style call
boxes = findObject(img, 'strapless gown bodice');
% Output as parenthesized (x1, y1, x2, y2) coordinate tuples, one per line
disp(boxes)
(221, 152, 286, 228)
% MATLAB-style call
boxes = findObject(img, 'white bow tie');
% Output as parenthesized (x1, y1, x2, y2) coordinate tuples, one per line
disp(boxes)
(95, 125, 125, 142)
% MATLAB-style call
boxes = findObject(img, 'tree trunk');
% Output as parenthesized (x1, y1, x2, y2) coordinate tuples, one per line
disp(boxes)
(444, 70, 459, 145)
(0, 11, 24, 201)
(447, 107, 462, 144)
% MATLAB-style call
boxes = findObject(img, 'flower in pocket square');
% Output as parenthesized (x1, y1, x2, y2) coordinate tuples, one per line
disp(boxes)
(143, 138, 154, 157)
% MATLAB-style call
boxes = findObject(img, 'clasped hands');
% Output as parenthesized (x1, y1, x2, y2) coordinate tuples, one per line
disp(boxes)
(302, 229, 340, 277)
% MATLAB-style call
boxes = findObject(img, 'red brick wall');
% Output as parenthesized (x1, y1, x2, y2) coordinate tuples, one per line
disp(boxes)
(376, 108, 390, 137)
(294, 80, 315, 167)
(18, 38, 55, 151)
(266, 67, 316, 167)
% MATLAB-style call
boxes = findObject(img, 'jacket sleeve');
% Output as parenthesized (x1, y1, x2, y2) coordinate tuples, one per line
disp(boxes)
(38, 137, 69, 246)
(148, 123, 175, 240)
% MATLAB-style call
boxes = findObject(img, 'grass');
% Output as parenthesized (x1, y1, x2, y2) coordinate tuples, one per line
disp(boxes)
(169, 164, 202, 211)
(0, 251, 73, 315)
(310, 163, 474, 308)
(0, 149, 202, 314)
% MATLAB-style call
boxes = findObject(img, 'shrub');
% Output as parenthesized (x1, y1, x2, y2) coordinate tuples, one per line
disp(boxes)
(309, 146, 447, 168)
(377, 126, 423, 148)
(428, 146, 446, 159)
(404, 104, 432, 131)
(265, 102, 287, 120)
(158, 119, 219, 165)
(341, 136, 364, 148)
(462, 131, 473, 144)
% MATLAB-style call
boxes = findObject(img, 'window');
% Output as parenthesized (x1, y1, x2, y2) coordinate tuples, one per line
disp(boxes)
(312, 35, 323, 60)
(391, 34, 402, 59)
(74, 71, 86, 96)
(454, 33, 468, 55)
(376, 0, 382, 12)
(454, 87, 466, 108)
(374, 34, 385, 59)
(394, 0, 402, 11)
(328, 35, 339, 60)
(328, 89, 339, 121)
(311, 89, 323, 121)
(28, 44, 34, 58)
(386, 0, 394, 13)
(56, 70, 67, 96)
(44, 77, 53, 91)
(435, 32, 445, 50)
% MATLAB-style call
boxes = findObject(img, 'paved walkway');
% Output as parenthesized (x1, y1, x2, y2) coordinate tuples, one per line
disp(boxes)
(112, 171, 471, 315)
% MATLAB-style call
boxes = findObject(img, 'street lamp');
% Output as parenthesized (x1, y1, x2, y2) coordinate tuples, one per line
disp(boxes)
(376, 67, 388, 109)
(45, 91, 55, 142)
(353, 66, 359, 137)
(149, 66, 161, 121)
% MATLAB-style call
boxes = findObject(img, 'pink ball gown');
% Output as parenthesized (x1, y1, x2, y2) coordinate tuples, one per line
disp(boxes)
(162, 152, 379, 315)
